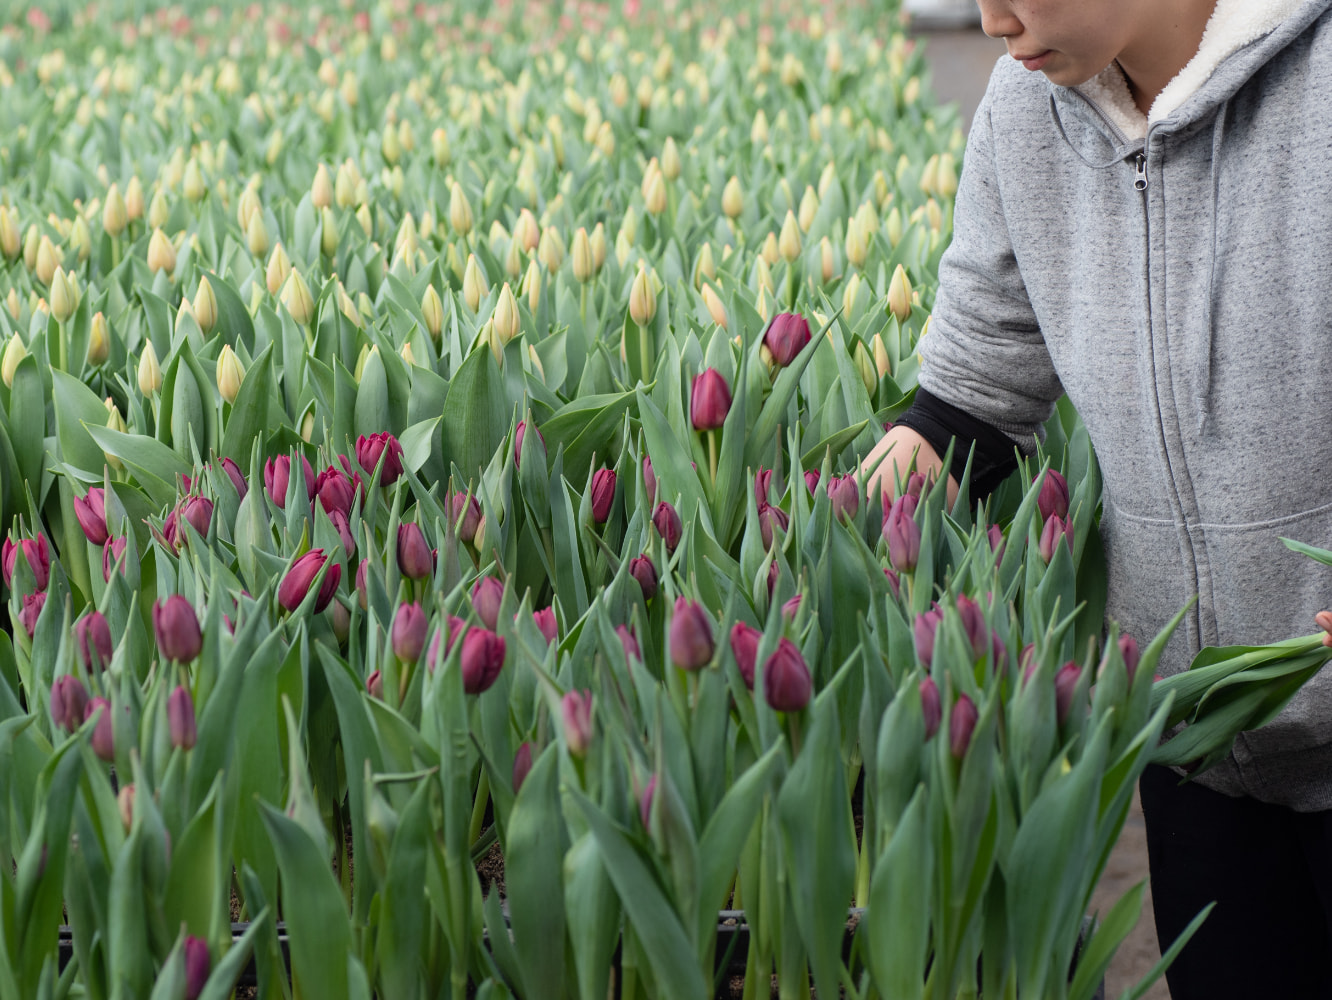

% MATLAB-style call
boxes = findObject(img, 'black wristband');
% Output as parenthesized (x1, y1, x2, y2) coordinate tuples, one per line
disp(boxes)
(892, 388, 1020, 499)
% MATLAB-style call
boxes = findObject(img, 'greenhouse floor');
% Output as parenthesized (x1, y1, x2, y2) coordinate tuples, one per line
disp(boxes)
(911, 25, 1170, 1000)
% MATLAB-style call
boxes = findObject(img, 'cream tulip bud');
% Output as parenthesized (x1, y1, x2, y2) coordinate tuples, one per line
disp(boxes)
(854, 341, 877, 396)
(778, 211, 801, 263)
(431, 127, 451, 167)
(885, 207, 903, 248)
(421, 285, 444, 340)
(355, 204, 372, 238)
(400, 341, 416, 366)
(320, 206, 338, 256)
(449, 181, 473, 236)
(334, 164, 356, 208)
(216, 344, 245, 404)
(661, 137, 682, 181)
(311, 164, 333, 209)
(182, 159, 206, 203)
(721, 176, 743, 218)
(888, 264, 913, 323)
(146, 228, 176, 275)
(0, 208, 17, 261)
(35, 235, 60, 286)
(22, 224, 38, 272)
(590, 223, 607, 273)
(694, 242, 716, 289)
(463, 254, 489, 313)
(513, 208, 539, 252)
(537, 226, 564, 272)
(102, 184, 128, 238)
(281, 270, 315, 326)
(819, 237, 836, 283)
(125, 176, 145, 221)
(842, 273, 864, 316)
(245, 211, 269, 256)
(872, 332, 892, 379)
(571, 227, 594, 284)
(2, 333, 27, 387)
(103, 399, 125, 468)
(701, 283, 727, 329)
(147, 188, 170, 230)
(478, 319, 501, 365)
(845, 216, 868, 268)
(266, 243, 291, 296)
(629, 267, 657, 326)
(937, 153, 958, 199)
(644, 171, 667, 216)
(50, 268, 78, 323)
(522, 259, 542, 312)
(503, 235, 525, 280)
(381, 124, 401, 165)
(87, 312, 109, 366)
(760, 231, 779, 266)
(138, 340, 162, 396)
(492, 283, 520, 346)
(193, 276, 217, 334)
(797, 186, 819, 232)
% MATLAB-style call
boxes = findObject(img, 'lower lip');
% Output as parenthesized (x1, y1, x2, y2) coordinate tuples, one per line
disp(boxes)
(1019, 51, 1053, 71)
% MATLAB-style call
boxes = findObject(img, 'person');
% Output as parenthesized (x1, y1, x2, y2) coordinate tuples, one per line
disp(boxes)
(861, 1, 1332, 996)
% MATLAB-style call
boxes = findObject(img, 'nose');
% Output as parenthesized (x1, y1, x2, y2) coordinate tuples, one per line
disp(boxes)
(976, 0, 1023, 39)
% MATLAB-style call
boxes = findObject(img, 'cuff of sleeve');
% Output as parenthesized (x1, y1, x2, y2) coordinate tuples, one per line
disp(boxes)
(893, 388, 1022, 499)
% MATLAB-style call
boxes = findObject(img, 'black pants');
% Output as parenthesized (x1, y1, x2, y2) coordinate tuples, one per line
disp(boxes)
(1140, 764, 1332, 999)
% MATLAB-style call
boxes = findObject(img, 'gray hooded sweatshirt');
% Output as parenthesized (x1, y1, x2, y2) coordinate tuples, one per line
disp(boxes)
(918, 0, 1332, 809)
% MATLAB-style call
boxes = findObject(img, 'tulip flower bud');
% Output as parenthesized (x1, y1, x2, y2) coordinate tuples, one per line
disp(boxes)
(432, 128, 451, 167)
(827, 475, 860, 521)
(311, 468, 354, 518)
(629, 554, 658, 601)
(1038, 514, 1073, 565)
(1055, 662, 1082, 727)
(461, 627, 507, 694)
(538, 227, 565, 273)
(86, 698, 115, 761)
(629, 267, 657, 327)
(854, 341, 878, 396)
(532, 607, 559, 645)
(146, 228, 176, 275)
(514, 420, 546, 470)
(50, 267, 77, 323)
(167, 684, 197, 750)
(778, 210, 802, 263)
(153, 595, 203, 663)
(420, 284, 444, 341)
(914, 606, 943, 666)
(888, 265, 913, 324)
(763, 312, 811, 367)
(138, 340, 162, 397)
(570, 227, 595, 284)
(281, 270, 315, 326)
(0, 206, 20, 259)
(763, 638, 812, 713)
(278, 549, 341, 613)
(470, 576, 504, 630)
(562, 689, 593, 756)
(0, 333, 26, 388)
(311, 164, 333, 209)
(80, 311, 110, 369)
(216, 344, 245, 404)
(589, 223, 607, 273)
(758, 503, 789, 550)
(955, 595, 991, 662)
(191, 276, 218, 334)
(449, 181, 474, 236)
(357, 432, 404, 485)
(102, 536, 127, 582)
(34, 235, 60, 286)
(245, 211, 270, 256)
(721, 176, 744, 218)
(76, 610, 114, 672)
(729, 622, 760, 690)
(653, 501, 682, 552)
(396, 523, 434, 581)
(701, 284, 728, 329)
(366, 669, 385, 700)
(884, 496, 921, 572)
(644, 170, 667, 216)
(491, 283, 520, 347)
(462, 254, 489, 314)
(74, 487, 109, 545)
(118, 783, 135, 830)
(690, 368, 732, 431)
(1036, 469, 1070, 521)
(392, 602, 428, 662)
(641, 454, 658, 502)
(590, 467, 616, 524)
(804, 471, 822, 495)
(266, 243, 291, 295)
(51, 675, 90, 733)
(919, 677, 942, 740)
(1119, 634, 1141, 683)
(669, 597, 714, 670)
(950, 694, 978, 759)
(184, 936, 210, 1000)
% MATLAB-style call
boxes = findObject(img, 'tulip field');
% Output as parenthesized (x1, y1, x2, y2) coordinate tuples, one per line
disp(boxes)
(1, 2, 1327, 999)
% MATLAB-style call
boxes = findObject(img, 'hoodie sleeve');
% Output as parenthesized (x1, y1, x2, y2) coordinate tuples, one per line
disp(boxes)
(916, 82, 1063, 451)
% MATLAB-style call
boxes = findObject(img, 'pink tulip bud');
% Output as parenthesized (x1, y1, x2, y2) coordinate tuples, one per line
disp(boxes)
(639, 773, 658, 829)
(629, 554, 658, 601)
(590, 468, 616, 524)
(76, 611, 113, 672)
(804, 470, 821, 494)
(642, 454, 657, 502)
(180, 495, 213, 539)
(51, 675, 89, 733)
(763, 638, 812, 713)
(616, 624, 641, 661)
(153, 595, 202, 662)
(987, 524, 1004, 558)
(167, 685, 197, 750)
(4, 534, 50, 591)
(1019, 643, 1038, 685)
(328, 508, 355, 559)
(515, 420, 546, 469)
(444, 615, 467, 655)
(74, 488, 110, 545)
(366, 669, 384, 699)
(905, 473, 926, 499)
(827, 475, 860, 521)
(86, 698, 115, 761)
(562, 689, 593, 756)
(883, 567, 901, 600)
(758, 503, 789, 550)
(781, 594, 802, 620)
(217, 457, 248, 499)
(278, 549, 341, 613)
(19, 591, 44, 637)
(955, 595, 989, 661)
(914, 606, 943, 666)
(689, 368, 732, 431)
(754, 468, 773, 506)
(356, 432, 404, 485)
(652, 501, 682, 552)
(512, 741, 533, 793)
(1038, 514, 1073, 565)
(729, 621, 761, 690)
(263, 453, 316, 508)
(184, 935, 210, 1000)
(331, 600, 350, 643)
(1119, 634, 1141, 683)
(763, 312, 811, 366)
(461, 627, 506, 694)
(313, 467, 355, 517)
(766, 559, 781, 598)
(448, 491, 482, 544)
(884, 496, 921, 572)
(470, 576, 504, 630)
(533, 606, 558, 644)
(396, 523, 434, 580)
(949, 694, 978, 759)
(102, 536, 128, 583)
(919, 677, 941, 740)
(1055, 662, 1081, 726)
(669, 597, 714, 670)
(392, 602, 428, 661)
(1036, 469, 1070, 521)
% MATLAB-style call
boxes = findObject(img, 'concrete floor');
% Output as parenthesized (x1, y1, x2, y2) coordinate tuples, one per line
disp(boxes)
(909, 25, 1171, 1000)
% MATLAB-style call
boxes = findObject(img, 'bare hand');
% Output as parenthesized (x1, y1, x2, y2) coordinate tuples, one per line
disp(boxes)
(1317, 610, 1332, 647)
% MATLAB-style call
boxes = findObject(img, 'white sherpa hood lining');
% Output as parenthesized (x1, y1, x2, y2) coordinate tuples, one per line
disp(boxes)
(1075, 0, 1306, 141)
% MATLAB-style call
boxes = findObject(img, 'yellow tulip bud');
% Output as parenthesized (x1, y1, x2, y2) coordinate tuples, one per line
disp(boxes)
(216, 344, 245, 404)
(82, 311, 109, 366)
(571, 227, 594, 284)
(937, 153, 958, 199)
(628, 267, 657, 326)
(35, 235, 60, 286)
(595, 120, 616, 157)
(845, 216, 868, 268)
(146, 227, 175, 275)
(432, 127, 451, 167)
(187, 277, 216, 335)
(818, 161, 839, 200)
(355, 204, 373, 238)
(147, 188, 169, 230)
(22, 225, 39, 271)
(797, 186, 819, 233)
(4, 289, 18, 320)
(421, 285, 444, 340)
(778, 211, 802, 263)
(102, 184, 128, 238)
(885, 207, 903, 248)
(888, 264, 913, 324)
(492, 283, 520, 345)
(463, 254, 489, 313)
(919, 154, 939, 198)
(236, 186, 259, 232)
(335, 282, 361, 328)
(50, 268, 78, 323)
(522, 258, 542, 312)
(381, 124, 401, 165)
(925, 199, 943, 233)
(2, 333, 27, 387)
(842, 273, 864, 317)
(644, 171, 667, 216)
(590, 223, 607, 274)
(0, 208, 17, 262)
(751, 109, 769, 145)
(449, 181, 474, 236)
(300, 409, 316, 443)
(400, 341, 416, 366)
(538, 226, 565, 273)
(138, 340, 162, 396)
(182, 158, 206, 203)
(311, 163, 333, 209)
(104, 398, 126, 466)
(397, 119, 414, 154)
(761, 231, 779, 266)
(854, 341, 877, 396)
(503, 236, 525, 280)
(282, 270, 315, 326)
(246, 211, 269, 257)
(266, 243, 291, 296)
(694, 242, 716, 289)
(513, 208, 539, 252)
(820, 237, 836, 283)
(353, 344, 374, 383)
(125, 176, 145, 221)
(661, 137, 682, 181)
(701, 283, 727, 329)
(320, 206, 338, 256)
(755, 285, 772, 323)
(871, 333, 892, 379)
(754, 256, 774, 295)
(722, 176, 744, 219)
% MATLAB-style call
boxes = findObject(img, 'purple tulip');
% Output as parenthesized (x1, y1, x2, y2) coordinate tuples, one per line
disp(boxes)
(86, 698, 115, 761)
(590, 468, 616, 524)
(448, 491, 482, 544)
(263, 453, 316, 509)
(1038, 514, 1073, 565)
(366, 669, 384, 699)
(313, 467, 355, 517)
(669, 597, 714, 670)
(470, 576, 504, 630)
(920, 678, 941, 741)
(615, 624, 641, 661)
(513, 742, 533, 793)
(804, 470, 821, 494)
(356, 432, 405, 485)
(102, 536, 128, 582)
(51, 675, 89, 733)
(729, 621, 760, 690)
(949, 694, 978, 759)
(827, 475, 860, 521)
(763, 639, 812, 713)
(562, 689, 593, 756)
(167, 685, 197, 750)
(905, 473, 926, 499)
(629, 554, 658, 601)
(392, 602, 428, 662)
(356, 558, 369, 609)
(328, 508, 355, 559)
(461, 628, 506, 694)
(1119, 634, 1141, 683)
(3, 534, 49, 591)
(444, 615, 467, 655)
(884, 496, 921, 573)
(914, 606, 943, 666)
(642, 454, 657, 502)
(278, 549, 341, 613)
(184, 935, 210, 1000)
(884, 567, 901, 600)
(987, 524, 1005, 559)
(180, 495, 213, 539)
(533, 607, 559, 645)
(781, 594, 802, 620)
(1055, 662, 1081, 726)
(1036, 469, 1070, 521)
(690, 368, 732, 431)
(754, 468, 773, 506)
(76, 611, 113, 672)
(74, 488, 110, 545)
(515, 420, 546, 469)
(758, 503, 789, 550)
(217, 457, 248, 499)
(639, 773, 658, 829)
(763, 312, 811, 366)
(153, 595, 203, 663)
(955, 595, 989, 661)
(396, 523, 435, 580)
(653, 501, 682, 552)
(766, 559, 780, 598)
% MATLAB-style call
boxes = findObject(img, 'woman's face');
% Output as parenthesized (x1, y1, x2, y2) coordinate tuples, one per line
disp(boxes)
(975, 0, 1137, 87)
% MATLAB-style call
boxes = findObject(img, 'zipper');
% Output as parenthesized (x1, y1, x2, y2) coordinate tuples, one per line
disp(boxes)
(1133, 154, 1148, 191)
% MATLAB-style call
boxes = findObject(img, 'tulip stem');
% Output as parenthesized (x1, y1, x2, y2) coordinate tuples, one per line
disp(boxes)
(578, 284, 587, 326)
(467, 769, 490, 846)
(708, 430, 718, 488)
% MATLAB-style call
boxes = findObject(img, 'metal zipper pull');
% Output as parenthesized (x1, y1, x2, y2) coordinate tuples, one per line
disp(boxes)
(1134, 153, 1148, 191)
